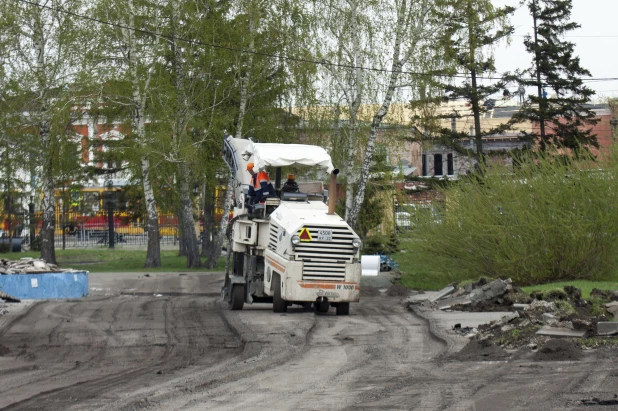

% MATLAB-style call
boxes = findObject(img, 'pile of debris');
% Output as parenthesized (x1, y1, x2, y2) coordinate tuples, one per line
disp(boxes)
(424, 279, 618, 356)
(0, 258, 64, 274)
(426, 277, 530, 311)
(0, 290, 20, 303)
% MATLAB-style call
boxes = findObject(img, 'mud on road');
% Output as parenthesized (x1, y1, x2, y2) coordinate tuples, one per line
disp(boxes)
(0, 273, 617, 411)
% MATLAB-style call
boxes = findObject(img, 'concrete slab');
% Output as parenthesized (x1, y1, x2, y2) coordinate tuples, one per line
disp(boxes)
(406, 291, 438, 303)
(512, 304, 530, 311)
(536, 326, 587, 338)
(606, 302, 618, 308)
(437, 295, 472, 309)
(606, 302, 618, 317)
(421, 311, 515, 330)
(597, 322, 618, 336)
(429, 286, 455, 302)
(542, 313, 557, 324)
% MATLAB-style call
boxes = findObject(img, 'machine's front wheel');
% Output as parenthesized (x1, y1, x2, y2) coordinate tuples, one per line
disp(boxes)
(316, 299, 330, 313)
(336, 302, 350, 316)
(272, 275, 287, 313)
(229, 284, 245, 310)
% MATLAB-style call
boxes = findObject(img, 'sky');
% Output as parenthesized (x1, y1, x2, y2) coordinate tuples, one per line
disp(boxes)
(491, 0, 618, 101)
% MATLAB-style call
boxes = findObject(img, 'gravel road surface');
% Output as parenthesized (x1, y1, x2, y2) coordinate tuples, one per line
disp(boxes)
(0, 272, 616, 410)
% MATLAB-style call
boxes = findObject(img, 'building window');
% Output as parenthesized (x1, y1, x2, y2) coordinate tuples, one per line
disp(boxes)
(447, 153, 454, 175)
(434, 154, 443, 176)
(422, 154, 427, 176)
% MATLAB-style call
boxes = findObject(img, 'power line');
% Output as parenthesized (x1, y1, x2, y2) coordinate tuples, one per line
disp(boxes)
(16, 0, 618, 84)
(513, 34, 618, 38)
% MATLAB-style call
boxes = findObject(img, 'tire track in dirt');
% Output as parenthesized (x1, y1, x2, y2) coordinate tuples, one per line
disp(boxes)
(0, 295, 229, 411)
(149, 297, 439, 411)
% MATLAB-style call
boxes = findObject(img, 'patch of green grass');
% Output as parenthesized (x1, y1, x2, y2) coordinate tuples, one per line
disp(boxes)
(510, 328, 522, 341)
(554, 300, 576, 315)
(589, 298, 609, 317)
(522, 281, 618, 299)
(393, 236, 471, 290)
(0, 249, 225, 272)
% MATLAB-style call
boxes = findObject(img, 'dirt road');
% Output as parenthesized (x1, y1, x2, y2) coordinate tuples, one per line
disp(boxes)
(0, 272, 616, 411)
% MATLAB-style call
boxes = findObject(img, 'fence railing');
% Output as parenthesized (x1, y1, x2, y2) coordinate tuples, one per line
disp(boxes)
(25, 211, 182, 249)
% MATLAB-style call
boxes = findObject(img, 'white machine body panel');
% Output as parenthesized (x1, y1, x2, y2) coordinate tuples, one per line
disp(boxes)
(260, 200, 361, 302)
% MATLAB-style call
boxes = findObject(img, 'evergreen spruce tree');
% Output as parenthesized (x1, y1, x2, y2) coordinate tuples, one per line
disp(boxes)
(510, 0, 599, 150)
(431, 0, 514, 160)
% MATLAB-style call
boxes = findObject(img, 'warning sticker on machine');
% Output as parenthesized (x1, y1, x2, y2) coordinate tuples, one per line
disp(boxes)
(299, 227, 312, 242)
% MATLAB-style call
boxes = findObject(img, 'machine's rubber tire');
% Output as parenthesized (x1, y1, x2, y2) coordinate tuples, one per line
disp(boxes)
(229, 284, 245, 311)
(336, 302, 350, 316)
(316, 299, 330, 313)
(273, 275, 287, 313)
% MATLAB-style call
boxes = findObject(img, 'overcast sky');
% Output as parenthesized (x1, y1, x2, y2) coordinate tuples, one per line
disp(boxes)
(491, 0, 618, 100)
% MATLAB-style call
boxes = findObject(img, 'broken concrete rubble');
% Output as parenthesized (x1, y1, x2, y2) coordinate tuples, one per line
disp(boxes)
(536, 326, 588, 338)
(469, 279, 508, 304)
(0, 258, 78, 274)
(0, 290, 20, 303)
(542, 313, 557, 325)
(606, 301, 618, 317)
(526, 300, 556, 311)
(415, 280, 618, 358)
(596, 322, 618, 336)
(429, 286, 455, 302)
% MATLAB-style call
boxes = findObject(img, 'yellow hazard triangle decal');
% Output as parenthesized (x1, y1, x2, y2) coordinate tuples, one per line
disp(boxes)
(299, 227, 312, 242)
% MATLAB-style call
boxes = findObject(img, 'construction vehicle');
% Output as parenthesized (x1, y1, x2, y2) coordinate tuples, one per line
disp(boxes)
(220, 136, 362, 315)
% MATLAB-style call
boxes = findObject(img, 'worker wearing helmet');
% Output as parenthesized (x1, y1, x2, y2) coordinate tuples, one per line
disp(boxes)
(246, 162, 274, 211)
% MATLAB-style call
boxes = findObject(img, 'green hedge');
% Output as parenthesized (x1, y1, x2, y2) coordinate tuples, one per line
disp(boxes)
(416, 150, 618, 285)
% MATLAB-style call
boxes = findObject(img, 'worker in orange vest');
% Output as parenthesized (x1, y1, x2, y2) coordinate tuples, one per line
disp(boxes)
(246, 162, 274, 211)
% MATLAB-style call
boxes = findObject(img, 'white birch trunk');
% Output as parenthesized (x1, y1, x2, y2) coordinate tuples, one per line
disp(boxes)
(34, 8, 56, 264)
(344, 0, 362, 221)
(348, 0, 428, 228)
(125, 0, 160, 267)
(170, 1, 200, 267)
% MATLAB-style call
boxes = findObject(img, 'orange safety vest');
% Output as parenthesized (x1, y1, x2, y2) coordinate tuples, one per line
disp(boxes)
(253, 170, 270, 189)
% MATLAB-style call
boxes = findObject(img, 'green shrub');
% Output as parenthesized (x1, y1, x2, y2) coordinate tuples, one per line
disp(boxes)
(415, 149, 618, 285)
(363, 233, 399, 255)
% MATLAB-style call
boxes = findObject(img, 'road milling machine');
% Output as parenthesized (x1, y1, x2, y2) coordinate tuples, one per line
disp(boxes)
(221, 136, 362, 315)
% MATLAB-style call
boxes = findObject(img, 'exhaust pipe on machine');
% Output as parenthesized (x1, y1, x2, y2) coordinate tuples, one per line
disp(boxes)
(327, 169, 339, 215)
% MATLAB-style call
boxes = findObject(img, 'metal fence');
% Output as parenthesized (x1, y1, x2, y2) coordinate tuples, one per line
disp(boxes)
(25, 211, 182, 249)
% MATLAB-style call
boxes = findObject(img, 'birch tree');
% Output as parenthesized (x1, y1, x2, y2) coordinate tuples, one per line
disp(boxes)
(208, 0, 317, 268)
(153, 0, 234, 268)
(0, 0, 85, 263)
(316, 0, 435, 229)
(88, 0, 164, 267)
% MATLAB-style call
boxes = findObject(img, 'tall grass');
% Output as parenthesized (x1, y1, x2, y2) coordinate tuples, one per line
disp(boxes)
(416, 149, 618, 285)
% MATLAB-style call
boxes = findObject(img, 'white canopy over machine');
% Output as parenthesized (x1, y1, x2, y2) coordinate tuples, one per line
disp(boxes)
(245, 142, 335, 174)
